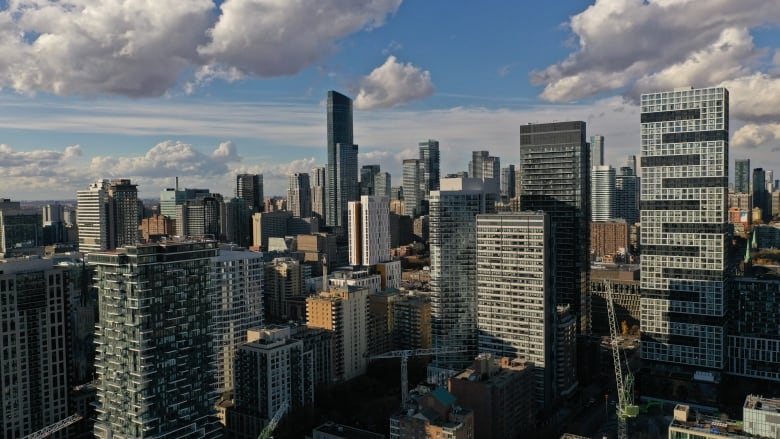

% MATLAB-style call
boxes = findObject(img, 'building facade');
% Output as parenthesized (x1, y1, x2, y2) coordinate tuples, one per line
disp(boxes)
(402, 159, 422, 218)
(311, 166, 327, 224)
(615, 165, 640, 225)
(326, 91, 356, 229)
(519, 121, 591, 334)
(236, 174, 263, 213)
(288, 172, 312, 218)
(640, 86, 729, 370)
(735, 158, 750, 194)
(590, 135, 605, 169)
(591, 165, 616, 222)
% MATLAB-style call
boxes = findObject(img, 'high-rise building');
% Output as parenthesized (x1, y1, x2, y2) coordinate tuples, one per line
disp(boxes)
(306, 286, 369, 382)
(0, 258, 70, 438)
(288, 172, 312, 218)
(590, 135, 604, 168)
(591, 165, 616, 222)
(640, 86, 728, 371)
(91, 240, 221, 438)
(729, 275, 780, 382)
(519, 121, 591, 334)
(236, 174, 264, 213)
(375, 171, 391, 198)
(735, 158, 751, 194)
(77, 179, 139, 254)
(360, 165, 380, 196)
(419, 139, 440, 194)
(470, 151, 500, 181)
(160, 186, 210, 221)
(311, 166, 327, 223)
(264, 257, 307, 321)
(476, 212, 555, 408)
(392, 293, 432, 350)
(402, 159, 422, 217)
(177, 194, 222, 239)
(251, 210, 293, 251)
(221, 197, 252, 247)
(211, 247, 264, 395)
(326, 90, 356, 229)
(615, 166, 640, 224)
(500, 165, 516, 200)
(429, 178, 498, 377)
(348, 195, 391, 266)
(753, 168, 770, 221)
(0, 209, 43, 257)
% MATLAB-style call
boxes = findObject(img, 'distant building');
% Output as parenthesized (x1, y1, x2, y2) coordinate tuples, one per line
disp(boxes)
(236, 173, 264, 213)
(368, 289, 400, 356)
(252, 210, 293, 251)
(311, 422, 385, 439)
(265, 257, 306, 321)
(591, 165, 616, 222)
(177, 194, 222, 239)
(221, 197, 252, 247)
(591, 220, 629, 262)
(403, 159, 423, 217)
(419, 139, 440, 194)
(615, 165, 640, 225)
(448, 355, 536, 439)
(348, 195, 390, 266)
(470, 150, 500, 181)
(0, 209, 43, 257)
(311, 167, 327, 224)
(77, 179, 139, 254)
(159, 186, 210, 221)
(139, 213, 175, 241)
(743, 395, 780, 437)
(735, 158, 751, 194)
(500, 164, 516, 200)
(392, 292, 432, 350)
(590, 135, 604, 168)
(288, 172, 312, 218)
(360, 165, 381, 196)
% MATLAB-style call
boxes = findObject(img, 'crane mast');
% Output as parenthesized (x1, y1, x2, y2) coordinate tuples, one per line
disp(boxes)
(605, 280, 638, 439)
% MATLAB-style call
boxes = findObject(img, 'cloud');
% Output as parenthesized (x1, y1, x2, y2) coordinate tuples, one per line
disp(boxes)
(498, 65, 512, 78)
(732, 124, 780, 149)
(533, 0, 780, 104)
(354, 56, 434, 109)
(0, 0, 402, 97)
(198, 0, 402, 78)
(0, 143, 81, 175)
(89, 140, 241, 179)
(382, 40, 403, 55)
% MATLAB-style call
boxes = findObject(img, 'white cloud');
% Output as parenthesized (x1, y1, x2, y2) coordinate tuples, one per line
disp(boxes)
(732, 124, 780, 149)
(354, 56, 434, 109)
(0, 0, 402, 97)
(0, 143, 81, 174)
(198, 0, 402, 77)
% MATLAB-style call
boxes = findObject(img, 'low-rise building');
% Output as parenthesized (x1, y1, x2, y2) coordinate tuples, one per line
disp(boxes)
(743, 395, 780, 438)
(389, 387, 474, 439)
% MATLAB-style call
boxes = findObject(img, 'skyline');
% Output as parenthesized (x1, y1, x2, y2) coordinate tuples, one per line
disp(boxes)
(2, 0, 780, 199)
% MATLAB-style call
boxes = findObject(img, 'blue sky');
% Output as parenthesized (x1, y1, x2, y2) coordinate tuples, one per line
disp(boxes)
(1, 0, 780, 200)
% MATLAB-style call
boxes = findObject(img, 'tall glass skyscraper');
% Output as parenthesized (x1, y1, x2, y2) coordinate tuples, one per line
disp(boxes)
(429, 178, 498, 377)
(591, 165, 616, 222)
(590, 135, 605, 169)
(735, 158, 750, 194)
(519, 121, 591, 334)
(236, 174, 263, 213)
(287, 172, 312, 218)
(640, 86, 728, 371)
(402, 159, 422, 217)
(326, 91, 356, 230)
(419, 139, 440, 193)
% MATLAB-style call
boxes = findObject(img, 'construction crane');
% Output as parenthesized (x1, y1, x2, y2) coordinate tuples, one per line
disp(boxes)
(258, 401, 288, 439)
(604, 281, 639, 439)
(369, 348, 467, 408)
(23, 414, 83, 439)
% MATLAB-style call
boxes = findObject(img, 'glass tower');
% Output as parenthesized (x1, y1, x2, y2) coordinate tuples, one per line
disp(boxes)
(639, 86, 728, 370)
(734, 158, 750, 194)
(326, 91, 356, 229)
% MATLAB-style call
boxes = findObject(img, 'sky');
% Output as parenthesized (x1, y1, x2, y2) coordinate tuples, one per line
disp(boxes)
(2, 0, 780, 200)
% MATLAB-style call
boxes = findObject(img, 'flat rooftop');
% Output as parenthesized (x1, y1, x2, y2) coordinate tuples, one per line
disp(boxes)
(312, 423, 384, 439)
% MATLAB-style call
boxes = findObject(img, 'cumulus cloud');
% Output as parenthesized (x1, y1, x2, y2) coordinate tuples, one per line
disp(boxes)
(0, 143, 81, 175)
(89, 140, 241, 179)
(533, 0, 780, 103)
(354, 56, 434, 109)
(732, 124, 780, 149)
(0, 0, 402, 97)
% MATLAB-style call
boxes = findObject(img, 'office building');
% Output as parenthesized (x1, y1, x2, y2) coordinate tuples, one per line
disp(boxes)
(139, 214, 175, 241)
(615, 165, 640, 225)
(306, 286, 369, 382)
(392, 293, 432, 350)
(77, 179, 139, 254)
(591, 165, 616, 222)
(311, 166, 327, 223)
(429, 178, 498, 376)
(236, 174, 263, 213)
(227, 326, 313, 439)
(264, 257, 306, 321)
(176, 194, 222, 239)
(640, 86, 729, 371)
(360, 165, 380, 196)
(326, 90, 357, 229)
(590, 135, 604, 168)
(476, 212, 555, 408)
(159, 186, 210, 221)
(288, 172, 312, 218)
(500, 165, 516, 200)
(251, 210, 292, 251)
(221, 197, 252, 247)
(469, 150, 500, 181)
(448, 355, 536, 439)
(0, 209, 44, 257)
(743, 395, 780, 438)
(402, 159, 422, 217)
(519, 121, 591, 334)
(0, 258, 70, 438)
(419, 139, 440, 194)
(107, 179, 139, 248)
(348, 195, 391, 266)
(375, 171, 391, 198)
(735, 159, 750, 194)
(91, 240, 221, 438)
(212, 247, 264, 395)
(753, 168, 770, 221)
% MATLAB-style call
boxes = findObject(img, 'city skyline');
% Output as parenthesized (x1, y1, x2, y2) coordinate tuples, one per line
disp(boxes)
(1, 1, 780, 200)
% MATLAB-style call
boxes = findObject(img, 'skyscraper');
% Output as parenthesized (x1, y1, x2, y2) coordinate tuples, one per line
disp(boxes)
(476, 212, 554, 409)
(375, 171, 391, 198)
(360, 165, 380, 196)
(500, 165, 516, 200)
(347, 195, 390, 266)
(735, 158, 750, 194)
(429, 177, 498, 376)
(236, 174, 263, 213)
(107, 178, 139, 248)
(640, 86, 728, 371)
(91, 240, 221, 438)
(590, 135, 605, 168)
(160, 186, 210, 220)
(402, 159, 422, 217)
(470, 150, 500, 181)
(753, 167, 770, 221)
(0, 258, 70, 438)
(591, 165, 616, 221)
(615, 166, 640, 225)
(419, 139, 440, 193)
(326, 90, 355, 229)
(311, 166, 327, 223)
(78, 179, 139, 254)
(288, 172, 312, 218)
(519, 121, 590, 334)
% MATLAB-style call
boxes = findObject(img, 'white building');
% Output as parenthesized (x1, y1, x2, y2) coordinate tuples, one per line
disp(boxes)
(347, 195, 390, 267)
(743, 395, 780, 438)
(211, 247, 264, 395)
(591, 165, 616, 222)
(77, 180, 109, 253)
(640, 86, 728, 370)
(476, 212, 554, 409)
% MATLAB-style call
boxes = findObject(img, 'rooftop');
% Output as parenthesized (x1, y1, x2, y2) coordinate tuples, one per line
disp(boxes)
(744, 394, 780, 413)
(312, 422, 384, 439)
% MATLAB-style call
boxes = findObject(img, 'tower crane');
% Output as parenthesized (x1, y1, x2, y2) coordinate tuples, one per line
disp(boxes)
(605, 281, 639, 439)
(258, 401, 288, 439)
(23, 414, 83, 439)
(369, 348, 467, 408)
